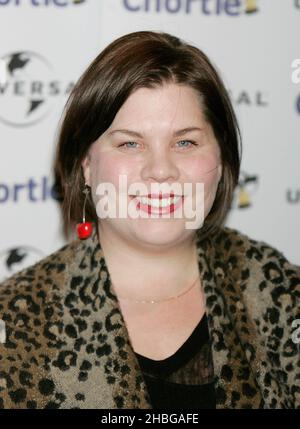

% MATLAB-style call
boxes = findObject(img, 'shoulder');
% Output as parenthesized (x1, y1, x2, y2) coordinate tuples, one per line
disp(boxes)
(212, 225, 300, 276)
(209, 225, 300, 320)
(0, 239, 82, 408)
(210, 227, 300, 407)
(0, 239, 79, 294)
(0, 239, 81, 333)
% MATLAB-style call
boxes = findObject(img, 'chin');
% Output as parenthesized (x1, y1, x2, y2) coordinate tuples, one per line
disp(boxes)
(129, 222, 190, 247)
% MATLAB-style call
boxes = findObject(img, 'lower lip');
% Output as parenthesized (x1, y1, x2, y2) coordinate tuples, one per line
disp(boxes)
(130, 196, 184, 215)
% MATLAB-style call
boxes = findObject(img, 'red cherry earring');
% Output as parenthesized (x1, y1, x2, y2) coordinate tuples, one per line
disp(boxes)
(76, 185, 93, 240)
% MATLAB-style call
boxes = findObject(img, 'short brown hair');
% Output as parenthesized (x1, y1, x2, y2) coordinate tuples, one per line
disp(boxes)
(53, 31, 242, 240)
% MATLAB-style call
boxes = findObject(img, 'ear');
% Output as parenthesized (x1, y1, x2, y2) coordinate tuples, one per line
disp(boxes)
(81, 153, 91, 187)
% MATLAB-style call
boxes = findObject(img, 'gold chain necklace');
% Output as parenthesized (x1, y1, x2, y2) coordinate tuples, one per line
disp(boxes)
(112, 275, 200, 304)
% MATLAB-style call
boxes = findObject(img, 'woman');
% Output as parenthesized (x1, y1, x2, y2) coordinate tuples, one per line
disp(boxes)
(0, 31, 299, 409)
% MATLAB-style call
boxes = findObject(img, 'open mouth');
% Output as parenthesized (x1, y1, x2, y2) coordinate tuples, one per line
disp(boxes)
(129, 194, 184, 214)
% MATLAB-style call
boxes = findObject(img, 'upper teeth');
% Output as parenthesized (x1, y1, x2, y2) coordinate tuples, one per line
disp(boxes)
(134, 196, 181, 208)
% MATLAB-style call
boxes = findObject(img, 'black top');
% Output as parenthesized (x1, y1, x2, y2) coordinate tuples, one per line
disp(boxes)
(135, 313, 216, 409)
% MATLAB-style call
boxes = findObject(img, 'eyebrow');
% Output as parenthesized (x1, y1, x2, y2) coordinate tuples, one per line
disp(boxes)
(107, 126, 204, 138)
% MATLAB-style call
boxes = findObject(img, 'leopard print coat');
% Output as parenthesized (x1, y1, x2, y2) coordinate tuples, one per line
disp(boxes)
(0, 226, 299, 409)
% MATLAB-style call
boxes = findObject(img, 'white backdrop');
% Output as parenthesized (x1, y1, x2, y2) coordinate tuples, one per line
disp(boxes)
(0, 0, 299, 281)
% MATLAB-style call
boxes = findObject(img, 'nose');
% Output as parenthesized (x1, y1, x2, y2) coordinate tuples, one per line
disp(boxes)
(141, 147, 179, 183)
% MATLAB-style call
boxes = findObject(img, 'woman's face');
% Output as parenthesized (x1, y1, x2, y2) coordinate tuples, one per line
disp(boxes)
(82, 83, 222, 249)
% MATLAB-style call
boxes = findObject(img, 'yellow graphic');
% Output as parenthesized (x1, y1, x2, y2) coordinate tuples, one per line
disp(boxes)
(237, 172, 258, 209)
(238, 186, 251, 208)
(245, 0, 258, 14)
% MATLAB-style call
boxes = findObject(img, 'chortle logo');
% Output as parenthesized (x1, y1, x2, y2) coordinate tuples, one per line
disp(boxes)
(123, 0, 259, 15)
(0, 0, 87, 6)
(245, 0, 258, 13)
(0, 245, 44, 282)
(0, 176, 59, 203)
(0, 51, 74, 127)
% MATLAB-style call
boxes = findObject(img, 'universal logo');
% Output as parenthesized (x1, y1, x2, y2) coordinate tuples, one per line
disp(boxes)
(286, 188, 300, 205)
(228, 89, 269, 107)
(0, 51, 74, 127)
(0, 246, 44, 283)
(123, 0, 259, 16)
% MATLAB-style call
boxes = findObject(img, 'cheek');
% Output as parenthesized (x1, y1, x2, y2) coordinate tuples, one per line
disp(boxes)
(90, 152, 135, 188)
(184, 150, 221, 184)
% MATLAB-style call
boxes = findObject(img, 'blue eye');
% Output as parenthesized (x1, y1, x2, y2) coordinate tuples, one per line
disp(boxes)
(118, 140, 197, 150)
(177, 140, 197, 148)
(119, 142, 139, 149)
